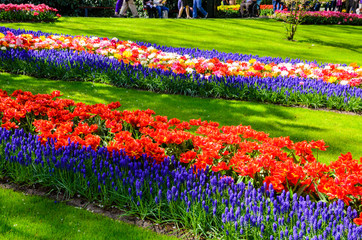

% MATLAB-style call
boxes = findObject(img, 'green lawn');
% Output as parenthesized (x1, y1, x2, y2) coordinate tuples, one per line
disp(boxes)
(0, 187, 179, 240)
(1, 72, 361, 165)
(2, 17, 362, 64)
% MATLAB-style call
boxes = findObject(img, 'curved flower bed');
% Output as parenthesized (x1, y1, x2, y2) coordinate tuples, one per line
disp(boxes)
(1, 31, 360, 87)
(0, 4, 61, 22)
(1, 88, 362, 208)
(274, 10, 362, 25)
(2, 128, 362, 239)
(0, 27, 361, 112)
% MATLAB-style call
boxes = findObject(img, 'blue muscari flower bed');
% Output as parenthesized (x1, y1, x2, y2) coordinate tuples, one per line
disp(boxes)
(1, 127, 362, 239)
(0, 27, 361, 113)
(0, 27, 337, 66)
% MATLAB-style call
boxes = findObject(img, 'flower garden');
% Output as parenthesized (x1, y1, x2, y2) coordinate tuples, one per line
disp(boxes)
(0, 4, 61, 22)
(274, 11, 362, 25)
(1, 5, 362, 240)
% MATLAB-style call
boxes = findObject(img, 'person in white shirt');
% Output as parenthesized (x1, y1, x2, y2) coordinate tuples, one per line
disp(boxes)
(154, 0, 169, 18)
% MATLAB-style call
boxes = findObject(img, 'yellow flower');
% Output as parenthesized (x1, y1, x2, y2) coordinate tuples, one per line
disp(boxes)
(114, 53, 122, 59)
(59, 36, 65, 41)
(0, 33, 4, 38)
(264, 65, 272, 71)
(237, 71, 245, 76)
(40, 36, 46, 41)
(328, 76, 337, 83)
(249, 58, 256, 64)
(122, 50, 132, 58)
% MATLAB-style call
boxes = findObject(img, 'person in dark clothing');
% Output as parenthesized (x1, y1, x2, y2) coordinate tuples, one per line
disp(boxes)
(325, 0, 336, 11)
(313, 1, 321, 11)
(144, 0, 157, 18)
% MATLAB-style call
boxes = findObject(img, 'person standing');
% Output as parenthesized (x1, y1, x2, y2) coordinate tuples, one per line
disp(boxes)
(240, 0, 252, 16)
(178, 0, 193, 18)
(325, 0, 336, 11)
(119, 0, 139, 18)
(193, 0, 208, 18)
(275, 0, 284, 10)
(350, 0, 359, 12)
(114, 0, 123, 17)
(272, 0, 277, 11)
(336, 0, 343, 11)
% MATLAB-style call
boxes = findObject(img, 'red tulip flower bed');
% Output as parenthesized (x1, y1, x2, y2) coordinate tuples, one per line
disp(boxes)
(1, 88, 362, 208)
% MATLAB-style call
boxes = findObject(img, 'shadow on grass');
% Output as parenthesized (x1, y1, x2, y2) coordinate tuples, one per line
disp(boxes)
(0, 192, 51, 240)
(298, 38, 362, 54)
(1, 72, 324, 131)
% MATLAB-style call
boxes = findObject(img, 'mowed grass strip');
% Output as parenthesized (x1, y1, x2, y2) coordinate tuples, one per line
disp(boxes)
(2, 17, 362, 64)
(1, 72, 361, 164)
(0, 186, 179, 240)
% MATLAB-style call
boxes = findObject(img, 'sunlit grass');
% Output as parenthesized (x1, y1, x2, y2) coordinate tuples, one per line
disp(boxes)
(0, 187, 179, 240)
